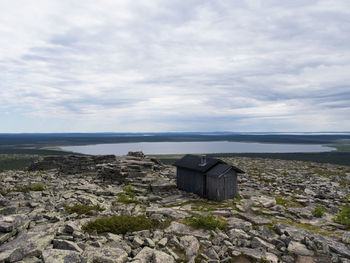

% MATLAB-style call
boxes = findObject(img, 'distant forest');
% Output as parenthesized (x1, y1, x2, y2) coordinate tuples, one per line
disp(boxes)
(1, 133, 350, 148)
(0, 133, 349, 169)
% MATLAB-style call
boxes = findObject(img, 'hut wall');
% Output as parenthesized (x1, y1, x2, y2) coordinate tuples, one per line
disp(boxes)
(176, 168, 205, 196)
(232, 171, 238, 197)
(206, 176, 224, 201)
(206, 170, 238, 201)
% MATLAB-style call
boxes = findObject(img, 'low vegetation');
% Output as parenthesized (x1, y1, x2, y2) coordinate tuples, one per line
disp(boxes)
(312, 205, 325, 218)
(2, 183, 45, 194)
(334, 205, 350, 227)
(115, 185, 140, 204)
(344, 195, 350, 203)
(122, 185, 136, 197)
(117, 193, 140, 204)
(185, 214, 227, 230)
(64, 204, 105, 216)
(82, 215, 160, 234)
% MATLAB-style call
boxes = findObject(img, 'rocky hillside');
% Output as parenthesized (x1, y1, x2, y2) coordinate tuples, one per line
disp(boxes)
(0, 153, 350, 263)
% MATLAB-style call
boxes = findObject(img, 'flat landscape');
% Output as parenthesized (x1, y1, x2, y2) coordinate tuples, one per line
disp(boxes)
(0, 133, 350, 170)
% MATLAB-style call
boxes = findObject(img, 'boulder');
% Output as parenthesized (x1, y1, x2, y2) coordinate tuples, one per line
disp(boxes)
(164, 221, 210, 239)
(42, 249, 81, 263)
(83, 246, 128, 263)
(180, 235, 199, 261)
(288, 241, 314, 256)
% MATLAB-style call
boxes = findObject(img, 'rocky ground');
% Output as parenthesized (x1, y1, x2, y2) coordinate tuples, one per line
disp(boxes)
(0, 153, 350, 263)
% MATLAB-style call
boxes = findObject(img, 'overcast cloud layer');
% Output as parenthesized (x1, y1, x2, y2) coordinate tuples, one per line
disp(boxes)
(1, 0, 350, 132)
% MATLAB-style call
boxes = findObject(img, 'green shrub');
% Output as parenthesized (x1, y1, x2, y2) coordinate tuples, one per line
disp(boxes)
(122, 185, 136, 197)
(5, 183, 45, 194)
(334, 205, 350, 227)
(64, 204, 105, 216)
(344, 195, 350, 203)
(275, 197, 289, 206)
(312, 205, 325, 218)
(117, 194, 140, 204)
(82, 215, 159, 234)
(185, 214, 226, 230)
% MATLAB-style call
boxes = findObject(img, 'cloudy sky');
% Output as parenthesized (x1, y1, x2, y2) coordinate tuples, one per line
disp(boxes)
(1, 0, 350, 132)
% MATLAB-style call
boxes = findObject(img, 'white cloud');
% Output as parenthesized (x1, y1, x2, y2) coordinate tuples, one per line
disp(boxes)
(0, 0, 350, 132)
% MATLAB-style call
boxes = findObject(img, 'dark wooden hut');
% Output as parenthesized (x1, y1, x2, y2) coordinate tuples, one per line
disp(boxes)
(173, 155, 244, 201)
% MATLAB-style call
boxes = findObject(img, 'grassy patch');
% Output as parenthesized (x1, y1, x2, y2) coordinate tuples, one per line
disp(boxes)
(312, 205, 325, 218)
(275, 197, 289, 206)
(275, 196, 303, 207)
(261, 178, 276, 183)
(117, 193, 140, 204)
(340, 181, 350, 187)
(334, 205, 350, 228)
(122, 185, 136, 197)
(185, 214, 227, 230)
(3, 183, 46, 194)
(82, 215, 160, 234)
(344, 195, 350, 203)
(64, 204, 105, 216)
(273, 219, 340, 237)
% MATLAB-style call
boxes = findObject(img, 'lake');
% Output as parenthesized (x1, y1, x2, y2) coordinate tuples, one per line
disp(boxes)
(61, 141, 335, 155)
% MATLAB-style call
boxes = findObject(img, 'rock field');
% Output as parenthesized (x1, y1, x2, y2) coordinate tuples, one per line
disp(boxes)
(0, 152, 350, 263)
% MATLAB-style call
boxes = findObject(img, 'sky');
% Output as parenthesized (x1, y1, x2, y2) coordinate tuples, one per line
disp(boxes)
(1, 0, 350, 133)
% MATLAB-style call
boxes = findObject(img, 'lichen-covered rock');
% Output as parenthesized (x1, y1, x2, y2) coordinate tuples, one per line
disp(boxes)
(180, 235, 199, 261)
(53, 239, 83, 253)
(42, 249, 81, 263)
(0, 223, 58, 261)
(82, 246, 128, 263)
(164, 221, 210, 239)
(288, 241, 314, 256)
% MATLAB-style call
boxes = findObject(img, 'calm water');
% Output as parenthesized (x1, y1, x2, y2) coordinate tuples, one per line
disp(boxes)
(61, 141, 335, 155)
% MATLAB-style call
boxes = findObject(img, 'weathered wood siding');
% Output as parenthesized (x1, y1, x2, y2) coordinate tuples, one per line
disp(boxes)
(206, 169, 238, 201)
(177, 168, 205, 196)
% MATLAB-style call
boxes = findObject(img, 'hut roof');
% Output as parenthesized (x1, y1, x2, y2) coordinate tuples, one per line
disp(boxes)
(173, 154, 245, 174)
(206, 163, 245, 177)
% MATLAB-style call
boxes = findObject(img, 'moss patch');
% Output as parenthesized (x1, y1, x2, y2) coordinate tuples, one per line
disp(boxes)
(4, 183, 45, 194)
(82, 215, 160, 234)
(184, 214, 227, 230)
(64, 204, 105, 216)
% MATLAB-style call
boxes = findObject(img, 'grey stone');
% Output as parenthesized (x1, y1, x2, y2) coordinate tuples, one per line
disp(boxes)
(226, 217, 252, 232)
(288, 241, 314, 256)
(180, 235, 199, 260)
(0, 223, 58, 259)
(134, 247, 154, 263)
(42, 249, 81, 263)
(152, 250, 174, 263)
(0, 195, 10, 206)
(252, 196, 276, 208)
(239, 213, 272, 225)
(204, 247, 220, 260)
(0, 206, 18, 216)
(251, 237, 275, 250)
(145, 238, 155, 248)
(133, 236, 144, 248)
(53, 239, 83, 253)
(158, 238, 167, 247)
(314, 234, 350, 259)
(342, 232, 350, 244)
(0, 248, 25, 263)
(63, 222, 81, 234)
(164, 221, 210, 239)
(228, 229, 250, 240)
(83, 246, 128, 263)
